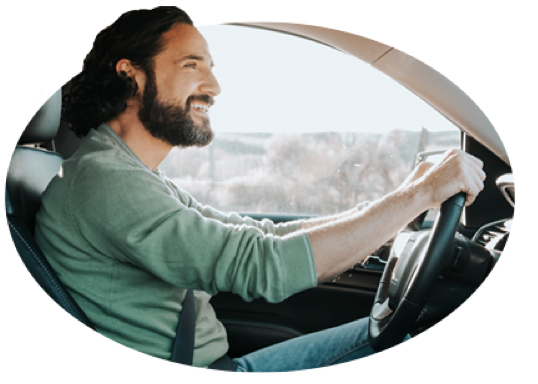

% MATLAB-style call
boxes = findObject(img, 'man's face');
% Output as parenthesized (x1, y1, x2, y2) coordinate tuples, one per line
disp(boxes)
(137, 23, 221, 147)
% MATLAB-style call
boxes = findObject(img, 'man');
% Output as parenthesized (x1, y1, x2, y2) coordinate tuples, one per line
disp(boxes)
(35, 6, 485, 371)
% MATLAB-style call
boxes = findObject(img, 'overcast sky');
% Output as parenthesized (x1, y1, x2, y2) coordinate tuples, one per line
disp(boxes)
(200, 25, 459, 134)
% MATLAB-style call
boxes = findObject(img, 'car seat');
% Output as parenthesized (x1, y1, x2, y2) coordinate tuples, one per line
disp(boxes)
(5, 89, 94, 327)
(4, 91, 202, 366)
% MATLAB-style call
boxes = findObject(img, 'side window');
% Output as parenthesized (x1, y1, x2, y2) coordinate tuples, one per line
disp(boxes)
(159, 26, 460, 215)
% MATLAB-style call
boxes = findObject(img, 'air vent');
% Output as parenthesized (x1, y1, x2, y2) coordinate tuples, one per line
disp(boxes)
(473, 219, 511, 251)
(496, 173, 515, 207)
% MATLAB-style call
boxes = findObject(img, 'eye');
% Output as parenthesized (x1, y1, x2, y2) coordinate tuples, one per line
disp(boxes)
(185, 62, 198, 69)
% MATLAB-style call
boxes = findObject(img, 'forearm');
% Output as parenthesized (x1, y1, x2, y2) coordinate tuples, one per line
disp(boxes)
(304, 148, 486, 282)
(306, 183, 430, 282)
(299, 202, 369, 230)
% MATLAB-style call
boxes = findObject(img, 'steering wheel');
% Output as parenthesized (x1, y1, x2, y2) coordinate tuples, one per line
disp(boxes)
(368, 192, 466, 351)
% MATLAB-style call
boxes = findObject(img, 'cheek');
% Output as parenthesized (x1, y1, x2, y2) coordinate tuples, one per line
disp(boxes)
(131, 74, 146, 99)
(159, 78, 197, 104)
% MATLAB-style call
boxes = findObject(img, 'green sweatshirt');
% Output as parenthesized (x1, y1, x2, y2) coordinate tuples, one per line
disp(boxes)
(35, 124, 317, 367)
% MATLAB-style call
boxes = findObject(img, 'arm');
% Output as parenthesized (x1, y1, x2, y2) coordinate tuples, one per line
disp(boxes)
(73, 168, 317, 303)
(167, 181, 304, 236)
(299, 202, 370, 230)
(304, 149, 485, 282)
(300, 156, 436, 230)
(299, 155, 434, 232)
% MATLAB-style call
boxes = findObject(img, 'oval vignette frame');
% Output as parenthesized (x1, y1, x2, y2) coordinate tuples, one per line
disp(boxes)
(1, 1, 530, 383)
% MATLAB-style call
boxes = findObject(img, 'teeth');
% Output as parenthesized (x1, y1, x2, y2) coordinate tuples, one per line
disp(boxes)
(191, 102, 209, 113)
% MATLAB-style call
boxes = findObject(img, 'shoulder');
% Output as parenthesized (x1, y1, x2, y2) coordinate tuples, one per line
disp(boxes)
(58, 138, 176, 213)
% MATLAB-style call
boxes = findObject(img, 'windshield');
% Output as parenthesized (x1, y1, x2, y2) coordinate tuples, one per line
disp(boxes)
(160, 25, 461, 215)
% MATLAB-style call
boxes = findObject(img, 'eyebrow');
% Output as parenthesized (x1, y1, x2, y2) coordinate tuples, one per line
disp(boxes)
(179, 55, 204, 62)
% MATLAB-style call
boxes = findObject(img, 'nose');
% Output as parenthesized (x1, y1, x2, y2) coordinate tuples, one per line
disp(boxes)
(200, 68, 221, 97)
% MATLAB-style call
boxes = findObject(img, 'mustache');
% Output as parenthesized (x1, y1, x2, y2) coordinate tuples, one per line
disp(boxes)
(187, 94, 215, 107)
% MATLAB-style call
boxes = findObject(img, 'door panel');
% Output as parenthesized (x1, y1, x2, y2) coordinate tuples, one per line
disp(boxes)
(211, 267, 381, 357)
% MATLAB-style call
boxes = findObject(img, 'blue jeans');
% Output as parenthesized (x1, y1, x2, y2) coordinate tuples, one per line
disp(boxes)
(232, 317, 378, 372)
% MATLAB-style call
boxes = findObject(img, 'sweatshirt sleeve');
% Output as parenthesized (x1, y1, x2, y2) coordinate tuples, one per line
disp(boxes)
(69, 165, 317, 303)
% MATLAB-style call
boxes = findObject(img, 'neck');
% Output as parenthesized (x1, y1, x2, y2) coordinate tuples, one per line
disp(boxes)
(106, 110, 172, 171)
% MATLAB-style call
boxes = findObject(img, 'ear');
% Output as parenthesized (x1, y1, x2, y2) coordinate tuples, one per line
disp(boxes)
(115, 59, 136, 78)
(115, 59, 143, 100)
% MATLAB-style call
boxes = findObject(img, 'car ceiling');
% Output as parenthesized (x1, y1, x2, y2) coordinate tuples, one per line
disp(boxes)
(232, 22, 509, 167)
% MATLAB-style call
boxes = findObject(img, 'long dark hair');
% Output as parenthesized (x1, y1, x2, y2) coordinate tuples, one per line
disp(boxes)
(62, 6, 193, 137)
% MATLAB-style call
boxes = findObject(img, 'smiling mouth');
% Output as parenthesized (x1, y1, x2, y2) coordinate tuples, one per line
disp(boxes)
(191, 101, 210, 114)
(188, 94, 214, 116)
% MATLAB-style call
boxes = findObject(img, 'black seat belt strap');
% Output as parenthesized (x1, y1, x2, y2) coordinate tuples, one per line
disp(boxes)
(170, 289, 195, 365)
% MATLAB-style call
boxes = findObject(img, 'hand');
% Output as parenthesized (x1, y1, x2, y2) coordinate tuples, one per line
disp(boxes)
(400, 160, 434, 187)
(415, 149, 486, 208)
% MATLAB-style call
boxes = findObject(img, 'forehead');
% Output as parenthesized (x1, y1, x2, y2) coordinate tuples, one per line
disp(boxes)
(158, 23, 212, 63)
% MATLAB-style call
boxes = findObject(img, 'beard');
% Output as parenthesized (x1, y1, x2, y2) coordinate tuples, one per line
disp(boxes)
(137, 69, 214, 148)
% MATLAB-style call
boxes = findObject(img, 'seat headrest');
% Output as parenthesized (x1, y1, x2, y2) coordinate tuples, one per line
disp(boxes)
(19, 89, 62, 145)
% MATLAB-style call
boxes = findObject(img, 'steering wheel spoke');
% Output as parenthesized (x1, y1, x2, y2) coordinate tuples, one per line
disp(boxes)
(371, 298, 393, 322)
(369, 193, 466, 351)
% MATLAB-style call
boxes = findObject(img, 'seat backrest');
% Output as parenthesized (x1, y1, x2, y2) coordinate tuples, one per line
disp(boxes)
(7, 147, 64, 233)
(5, 90, 93, 328)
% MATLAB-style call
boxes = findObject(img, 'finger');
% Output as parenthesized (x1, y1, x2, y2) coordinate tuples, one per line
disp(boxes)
(450, 149, 483, 171)
(465, 153, 484, 169)
(463, 184, 479, 206)
(459, 151, 485, 176)
(467, 158, 487, 182)
(463, 170, 484, 206)
(465, 158, 486, 187)
(466, 159, 485, 177)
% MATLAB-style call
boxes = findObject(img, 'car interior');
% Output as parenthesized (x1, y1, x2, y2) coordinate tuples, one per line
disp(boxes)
(5, 23, 514, 365)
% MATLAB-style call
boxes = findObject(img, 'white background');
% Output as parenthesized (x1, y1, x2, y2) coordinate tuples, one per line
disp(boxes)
(1, 1, 535, 383)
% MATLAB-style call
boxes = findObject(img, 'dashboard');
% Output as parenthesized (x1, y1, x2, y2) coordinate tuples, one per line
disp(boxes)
(473, 172, 514, 255)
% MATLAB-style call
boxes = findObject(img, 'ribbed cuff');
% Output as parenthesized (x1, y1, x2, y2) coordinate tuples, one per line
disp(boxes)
(279, 231, 317, 298)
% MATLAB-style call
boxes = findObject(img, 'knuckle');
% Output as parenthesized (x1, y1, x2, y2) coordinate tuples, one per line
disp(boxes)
(417, 161, 432, 172)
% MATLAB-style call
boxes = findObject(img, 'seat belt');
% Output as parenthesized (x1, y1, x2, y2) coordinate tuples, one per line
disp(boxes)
(170, 289, 195, 365)
(169, 289, 238, 371)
